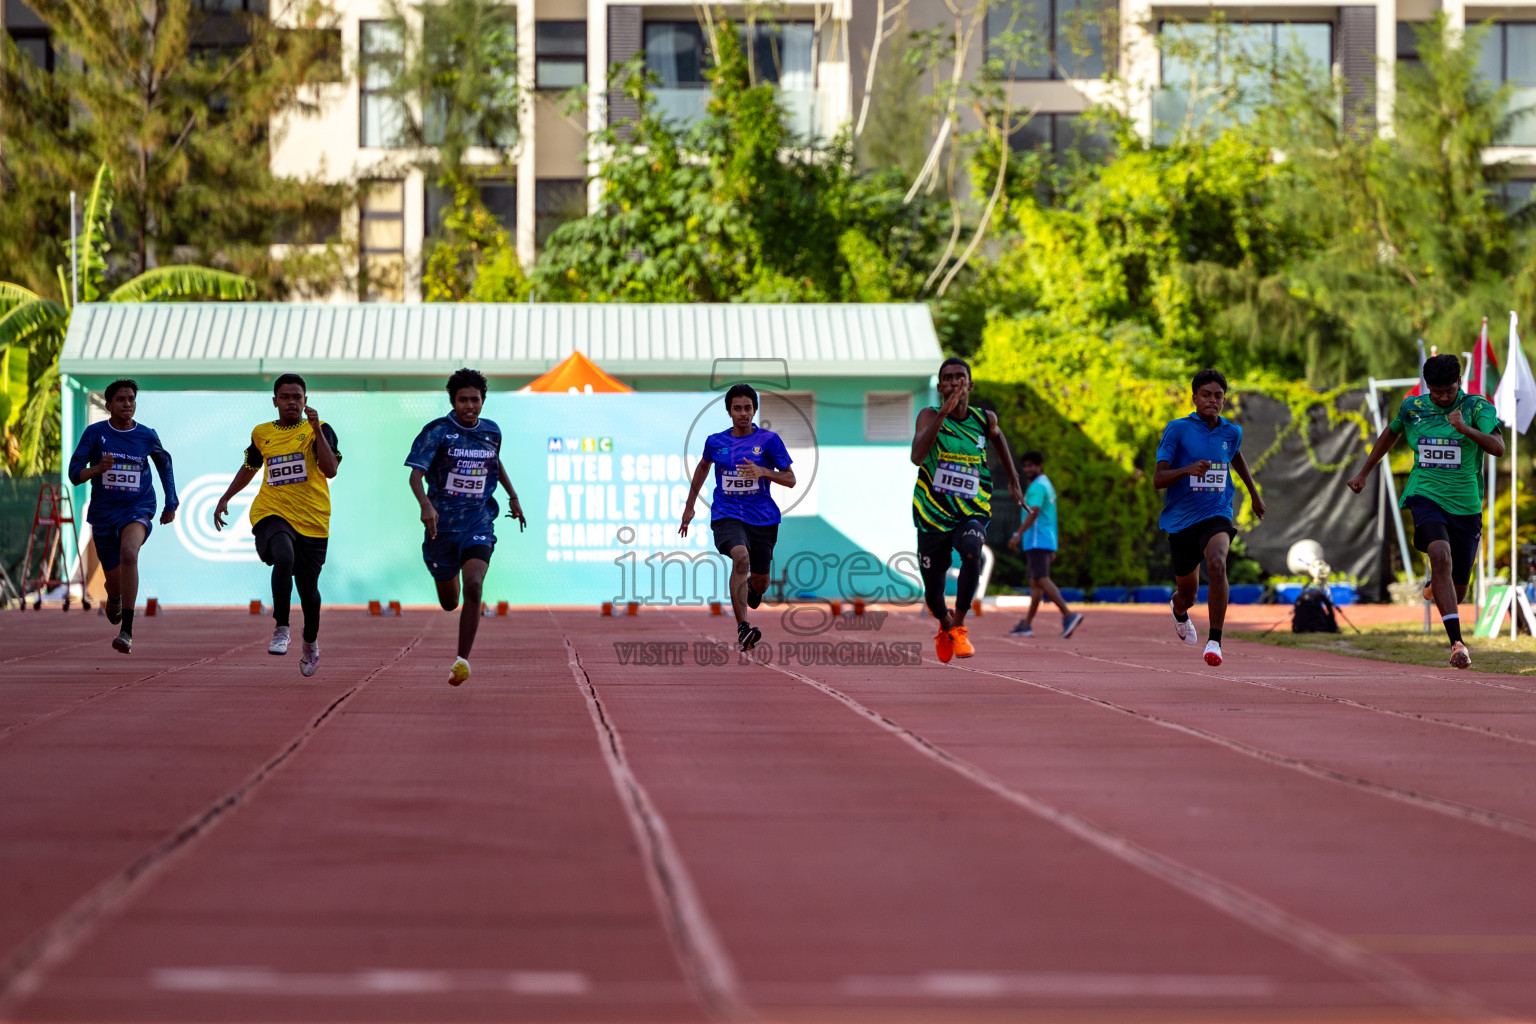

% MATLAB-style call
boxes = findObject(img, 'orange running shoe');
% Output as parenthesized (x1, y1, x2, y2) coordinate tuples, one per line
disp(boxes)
(950, 625, 975, 658)
(934, 629, 954, 663)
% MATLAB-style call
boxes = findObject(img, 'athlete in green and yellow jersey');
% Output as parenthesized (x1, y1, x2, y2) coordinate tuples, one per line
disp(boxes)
(911, 357, 1025, 663)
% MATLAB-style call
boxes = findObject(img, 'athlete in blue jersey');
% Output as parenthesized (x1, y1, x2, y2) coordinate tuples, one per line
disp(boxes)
(66, 379, 178, 654)
(407, 368, 525, 686)
(678, 384, 796, 651)
(1154, 369, 1265, 667)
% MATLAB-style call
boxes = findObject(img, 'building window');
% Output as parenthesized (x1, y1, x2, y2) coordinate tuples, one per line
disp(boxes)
(536, 21, 587, 89)
(987, 0, 1107, 80)
(1395, 22, 1422, 68)
(8, 29, 52, 71)
(1008, 112, 1112, 160)
(1494, 179, 1535, 214)
(535, 179, 586, 248)
(360, 20, 405, 149)
(425, 180, 517, 238)
(759, 391, 816, 448)
(360, 180, 405, 302)
(864, 393, 914, 442)
(645, 22, 708, 86)
(1155, 21, 1332, 138)
(644, 21, 815, 131)
(1477, 23, 1536, 145)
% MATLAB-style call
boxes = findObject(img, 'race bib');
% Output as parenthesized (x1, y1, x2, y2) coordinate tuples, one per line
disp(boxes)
(721, 470, 760, 494)
(1190, 463, 1229, 492)
(1417, 438, 1462, 470)
(933, 461, 981, 498)
(265, 452, 309, 487)
(446, 465, 489, 499)
(102, 462, 142, 492)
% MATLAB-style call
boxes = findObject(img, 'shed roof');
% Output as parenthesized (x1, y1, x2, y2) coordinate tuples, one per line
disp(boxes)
(59, 302, 942, 381)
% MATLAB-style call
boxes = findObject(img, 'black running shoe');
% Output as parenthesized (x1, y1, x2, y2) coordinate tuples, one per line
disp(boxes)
(737, 620, 762, 651)
(747, 587, 762, 610)
(105, 597, 122, 625)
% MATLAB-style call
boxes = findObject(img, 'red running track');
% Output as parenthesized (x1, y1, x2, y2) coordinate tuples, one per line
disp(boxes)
(2, 604, 1535, 1023)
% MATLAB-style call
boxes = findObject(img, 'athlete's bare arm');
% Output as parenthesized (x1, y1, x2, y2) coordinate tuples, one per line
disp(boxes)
(408, 468, 438, 539)
(678, 457, 712, 536)
(910, 384, 966, 466)
(1231, 451, 1266, 520)
(737, 462, 796, 488)
(1448, 409, 1506, 458)
(306, 406, 339, 478)
(495, 457, 526, 530)
(985, 410, 1026, 506)
(1345, 428, 1401, 494)
(1153, 460, 1213, 490)
(212, 465, 259, 531)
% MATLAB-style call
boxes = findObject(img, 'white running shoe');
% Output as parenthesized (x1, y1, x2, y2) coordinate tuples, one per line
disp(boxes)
(448, 657, 471, 686)
(1172, 603, 1199, 646)
(268, 626, 291, 656)
(300, 640, 320, 677)
(1204, 640, 1223, 667)
(1449, 641, 1471, 670)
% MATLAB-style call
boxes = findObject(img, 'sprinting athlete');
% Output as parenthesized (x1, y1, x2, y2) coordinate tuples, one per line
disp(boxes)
(212, 373, 341, 676)
(406, 367, 526, 686)
(1154, 368, 1265, 667)
(679, 383, 796, 651)
(66, 379, 178, 654)
(1007, 450, 1083, 639)
(911, 357, 1025, 662)
(1347, 353, 1503, 668)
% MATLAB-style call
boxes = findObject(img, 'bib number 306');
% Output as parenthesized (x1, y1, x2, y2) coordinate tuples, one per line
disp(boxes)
(1417, 438, 1462, 470)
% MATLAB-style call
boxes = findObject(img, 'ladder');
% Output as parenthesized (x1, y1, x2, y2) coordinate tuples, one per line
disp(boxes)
(16, 482, 90, 611)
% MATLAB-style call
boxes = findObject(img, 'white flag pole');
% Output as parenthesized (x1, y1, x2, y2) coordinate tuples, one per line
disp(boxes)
(1510, 312, 1520, 641)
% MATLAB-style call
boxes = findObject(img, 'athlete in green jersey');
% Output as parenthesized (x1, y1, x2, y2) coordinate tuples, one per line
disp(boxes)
(911, 357, 1025, 663)
(1348, 353, 1504, 668)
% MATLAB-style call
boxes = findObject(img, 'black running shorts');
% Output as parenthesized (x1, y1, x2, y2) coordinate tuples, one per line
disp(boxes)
(1167, 516, 1236, 579)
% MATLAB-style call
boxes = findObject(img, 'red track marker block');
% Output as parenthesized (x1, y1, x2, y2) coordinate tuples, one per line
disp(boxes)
(249, 600, 262, 615)
(601, 602, 613, 616)
(972, 598, 983, 616)
(852, 599, 865, 616)
(625, 601, 639, 616)
(145, 599, 158, 617)
(368, 601, 382, 616)
(828, 600, 843, 617)
(388, 600, 402, 616)
(496, 601, 509, 616)
(709, 601, 723, 616)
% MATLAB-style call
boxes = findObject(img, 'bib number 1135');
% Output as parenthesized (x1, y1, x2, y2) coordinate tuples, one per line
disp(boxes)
(1190, 463, 1229, 492)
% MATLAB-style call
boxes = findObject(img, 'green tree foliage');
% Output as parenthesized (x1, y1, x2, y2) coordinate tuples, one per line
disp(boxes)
(0, 0, 350, 297)
(421, 178, 528, 301)
(0, 165, 254, 476)
(534, 28, 954, 303)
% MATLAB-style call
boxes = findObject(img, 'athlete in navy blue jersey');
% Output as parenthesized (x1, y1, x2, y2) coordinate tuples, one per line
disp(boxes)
(678, 384, 796, 651)
(406, 367, 526, 686)
(66, 379, 179, 654)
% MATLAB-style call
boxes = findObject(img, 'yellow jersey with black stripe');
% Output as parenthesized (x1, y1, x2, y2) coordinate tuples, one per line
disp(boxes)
(244, 420, 342, 538)
(913, 406, 992, 531)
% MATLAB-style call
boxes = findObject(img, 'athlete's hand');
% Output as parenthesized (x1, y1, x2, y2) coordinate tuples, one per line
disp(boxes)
(1250, 494, 1267, 520)
(304, 405, 321, 428)
(736, 461, 766, 481)
(91, 452, 113, 479)
(678, 504, 695, 537)
(1188, 459, 1212, 477)
(420, 501, 439, 540)
(1346, 472, 1368, 494)
(1007, 531, 1022, 552)
(160, 506, 177, 525)
(505, 497, 526, 533)
(213, 498, 229, 532)
(938, 380, 967, 416)
(1009, 481, 1025, 507)
(1448, 409, 1468, 433)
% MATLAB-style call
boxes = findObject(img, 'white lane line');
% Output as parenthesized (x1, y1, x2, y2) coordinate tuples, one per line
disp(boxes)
(735, 652, 1499, 1022)
(560, 635, 752, 1024)
(152, 967, 589, 996)
(0, 629, 429, 1018)
(840, 972, 1278, 999)
(977, 646, 1536, 843)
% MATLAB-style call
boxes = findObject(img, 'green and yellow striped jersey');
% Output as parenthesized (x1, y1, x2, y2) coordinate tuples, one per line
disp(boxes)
(913, 405, 993, 532)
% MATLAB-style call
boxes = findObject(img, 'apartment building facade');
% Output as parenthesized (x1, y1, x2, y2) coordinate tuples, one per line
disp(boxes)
(7, 0, 1534, 301)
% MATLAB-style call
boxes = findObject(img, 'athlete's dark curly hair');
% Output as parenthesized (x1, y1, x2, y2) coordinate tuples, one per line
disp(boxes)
(1191, 368, 1228, 394)
(104, 379, 138, 402)
(724, 383, 759, 412)
(447, 367, 488, 400)
(939, 356, 971, 379)
(1422, 353, 1462, 388)
(273, 372, 307, 395)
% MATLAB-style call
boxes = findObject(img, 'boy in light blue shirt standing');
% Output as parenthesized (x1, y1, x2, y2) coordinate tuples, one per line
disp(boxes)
(1007, 451, 1083, 638)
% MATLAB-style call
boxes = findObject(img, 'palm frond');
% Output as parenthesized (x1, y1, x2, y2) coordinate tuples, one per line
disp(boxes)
(106, 266, 257, 303)
(14, 363, 60, 476)
(76, 163, 115, 303)
(0, 299, 69, 352)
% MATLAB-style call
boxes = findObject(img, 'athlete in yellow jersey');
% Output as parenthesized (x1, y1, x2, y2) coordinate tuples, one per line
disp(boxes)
(212, 373, 342, 675)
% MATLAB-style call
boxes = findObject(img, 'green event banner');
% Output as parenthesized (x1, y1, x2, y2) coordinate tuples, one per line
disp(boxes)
(101, 391, 922, 607)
